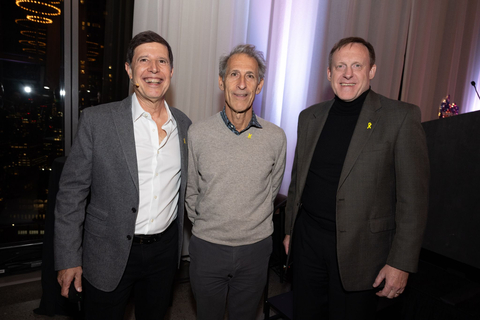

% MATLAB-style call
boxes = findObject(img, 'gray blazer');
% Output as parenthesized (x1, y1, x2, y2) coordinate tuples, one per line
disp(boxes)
(54, 96, 191, 292)
(285, 90, 429, 291)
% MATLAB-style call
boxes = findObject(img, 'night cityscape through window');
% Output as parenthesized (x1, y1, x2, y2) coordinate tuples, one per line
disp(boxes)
(0, 0, 133, 275)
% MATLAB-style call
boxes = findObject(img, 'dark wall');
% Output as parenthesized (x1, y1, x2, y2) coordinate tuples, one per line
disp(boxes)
(421, 110, 480, 269)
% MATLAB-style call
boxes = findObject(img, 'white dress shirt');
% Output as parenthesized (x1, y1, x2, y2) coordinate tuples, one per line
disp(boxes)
(132, 94, 181, 235)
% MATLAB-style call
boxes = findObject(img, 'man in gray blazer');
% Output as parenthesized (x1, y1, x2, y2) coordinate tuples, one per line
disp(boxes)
(54, 31, 191, 320)
(283, 37, 429, 319)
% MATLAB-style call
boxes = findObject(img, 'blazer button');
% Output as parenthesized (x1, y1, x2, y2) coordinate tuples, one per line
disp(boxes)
(127, 235, 132, 240)
(132, 208, 137, 213)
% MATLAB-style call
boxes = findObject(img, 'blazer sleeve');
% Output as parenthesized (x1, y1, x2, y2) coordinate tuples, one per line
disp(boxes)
(54, 110, 93, 271)
(185, 126, 199, 223)
(285, 110, 307, 236)
(386, 105, 429, 272)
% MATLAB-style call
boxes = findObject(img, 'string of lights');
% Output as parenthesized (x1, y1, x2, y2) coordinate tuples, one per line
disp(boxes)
(26, 15, 53, 24)
(15, 0, 61, 17)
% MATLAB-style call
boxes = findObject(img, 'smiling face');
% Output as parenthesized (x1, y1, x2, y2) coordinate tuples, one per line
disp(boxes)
(219, 53, 264, 115)
(125, 42, 173, 105)
(327, 42, 376, 102)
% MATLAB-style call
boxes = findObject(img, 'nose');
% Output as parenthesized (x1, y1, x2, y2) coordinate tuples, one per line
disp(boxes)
(343, 66, 353, 79)
(148, 61, 159, 73)
(237, 76, 246, 90)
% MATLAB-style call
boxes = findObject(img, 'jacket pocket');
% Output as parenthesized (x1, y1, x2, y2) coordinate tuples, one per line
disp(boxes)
(84, 205, 108, 237)
(86, 204, 108, 221)
(369, 216, 396, 233)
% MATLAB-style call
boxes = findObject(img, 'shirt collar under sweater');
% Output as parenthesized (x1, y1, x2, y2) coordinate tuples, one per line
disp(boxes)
(220, 107, 262, 135)
(331, 88, 370, 116)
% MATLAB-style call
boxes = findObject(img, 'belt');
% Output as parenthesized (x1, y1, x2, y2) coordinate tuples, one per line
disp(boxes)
(133, 223, 174, 244)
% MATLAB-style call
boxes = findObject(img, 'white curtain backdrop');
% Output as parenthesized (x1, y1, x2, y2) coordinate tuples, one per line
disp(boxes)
(132, 0, 480, 193)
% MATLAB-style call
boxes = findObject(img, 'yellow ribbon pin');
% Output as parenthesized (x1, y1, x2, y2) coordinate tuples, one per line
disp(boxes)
(248, 133, 252, 139)
(367, 122, 372, 129)
(183, 138, 186, 144)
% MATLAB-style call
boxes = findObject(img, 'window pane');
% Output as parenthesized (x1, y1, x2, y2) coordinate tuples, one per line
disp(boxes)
(0, 0, 65, 247)
(79, 0, 106, 112)
(0, 0, 133, 274)
(78, 0, 133, 114)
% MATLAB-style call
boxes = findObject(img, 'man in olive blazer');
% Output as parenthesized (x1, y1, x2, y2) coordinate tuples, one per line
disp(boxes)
(284, 37, 429, 319)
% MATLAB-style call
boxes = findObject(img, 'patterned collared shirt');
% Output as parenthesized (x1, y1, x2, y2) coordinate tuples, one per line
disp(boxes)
(220, 107, 262, 135)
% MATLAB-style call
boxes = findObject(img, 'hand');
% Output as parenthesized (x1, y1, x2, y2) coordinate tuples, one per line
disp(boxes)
(283, 235, 291, 255)
(373, 264, 409, 299)
(57, 266, 83, 298)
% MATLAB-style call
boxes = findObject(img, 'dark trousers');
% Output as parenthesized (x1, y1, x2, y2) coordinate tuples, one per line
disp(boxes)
(83, 223, 178, 320)
(189, 235, 272, 320)
(292, 210, 378, 320)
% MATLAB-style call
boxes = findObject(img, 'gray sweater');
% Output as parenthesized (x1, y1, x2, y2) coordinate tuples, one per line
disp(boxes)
(186, 112, 287, 246)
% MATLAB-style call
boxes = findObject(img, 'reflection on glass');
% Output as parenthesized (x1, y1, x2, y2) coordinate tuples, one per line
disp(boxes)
(79, 0, 106, 113)
(0, 0, 64, 246)
(0, 1, 132, 269)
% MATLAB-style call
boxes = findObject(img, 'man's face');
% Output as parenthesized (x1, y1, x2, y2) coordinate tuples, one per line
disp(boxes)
(219, 53, 264, 114)
(327, 43, 376, 102)
(125, 42, 173, 104)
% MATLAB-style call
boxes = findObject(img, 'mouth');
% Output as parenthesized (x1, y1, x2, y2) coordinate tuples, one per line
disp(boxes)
(233, 93, 248, 98)
(144, 78, 163, 84)
(340, 83, 355, 87)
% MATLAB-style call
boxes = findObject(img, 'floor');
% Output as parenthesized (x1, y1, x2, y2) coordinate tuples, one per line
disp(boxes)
(0, 261, 291, 320)
(3, 253, 478, 319)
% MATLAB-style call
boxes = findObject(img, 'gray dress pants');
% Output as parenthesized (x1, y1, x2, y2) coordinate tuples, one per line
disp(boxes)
(189, 235, 272, 320)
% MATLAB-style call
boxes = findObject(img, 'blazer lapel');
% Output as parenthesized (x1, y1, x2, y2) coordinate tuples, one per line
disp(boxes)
(171, 108, 188, 169)
(297, 100, 333, 191)
(170, 107, 189, 196)
(112, 96, 139, 191)
(338, 91, 382, 189)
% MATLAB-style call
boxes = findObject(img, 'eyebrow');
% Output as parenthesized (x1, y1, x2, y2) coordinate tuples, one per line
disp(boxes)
(137, 54, 169, 61)
(229, 69, 256, 75)
(336, 61, 363, 66)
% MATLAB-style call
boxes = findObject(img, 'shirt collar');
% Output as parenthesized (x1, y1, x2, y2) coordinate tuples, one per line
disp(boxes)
(220, 107, 262, 135)
(132, 93, 175, 126)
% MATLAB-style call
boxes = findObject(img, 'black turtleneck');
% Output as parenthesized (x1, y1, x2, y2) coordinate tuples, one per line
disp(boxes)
(301, 89, 370, 228)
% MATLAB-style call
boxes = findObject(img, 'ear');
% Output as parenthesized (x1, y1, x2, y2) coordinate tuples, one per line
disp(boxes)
(218, 75, 225, 91)
(125, 62, 132, 79)
(369, 64, 377, 80)
(255, 78, 265, 94)
(327, 67, 332, 82)
(170, 67, 174, 78)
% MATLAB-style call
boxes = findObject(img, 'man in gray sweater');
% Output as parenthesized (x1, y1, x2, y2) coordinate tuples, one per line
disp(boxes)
(185, 44, 286, 320)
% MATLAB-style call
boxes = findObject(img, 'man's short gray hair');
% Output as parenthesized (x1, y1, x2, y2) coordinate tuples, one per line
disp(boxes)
(219, 44, 266, 83)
